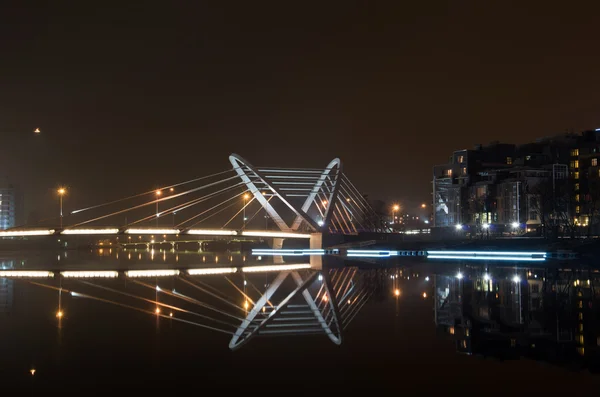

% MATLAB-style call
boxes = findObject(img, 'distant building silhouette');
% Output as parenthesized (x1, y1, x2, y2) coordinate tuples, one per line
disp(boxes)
(0, 184, 23, 229)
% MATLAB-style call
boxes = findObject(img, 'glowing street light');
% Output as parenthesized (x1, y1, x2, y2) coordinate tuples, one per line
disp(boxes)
(455, 224, 462, 230)
(155, 190, 162, 226)
(394, 289, 400, 297)
(34, 128, 41, 134)
(57, 188, 66, 228)
(421, 203, 427, 208)
(243, 193, 250, 229)
(512, 275, 521, 283)
(56, 310, 64, 318)
(511, 222, 519, 229)
(456, 272, 464, 279)
(422, 292, 427, 299)
(392, 204, 400, 226)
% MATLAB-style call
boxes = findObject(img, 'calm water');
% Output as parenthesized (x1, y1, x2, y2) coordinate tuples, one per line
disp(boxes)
(1, 248, 600, 392)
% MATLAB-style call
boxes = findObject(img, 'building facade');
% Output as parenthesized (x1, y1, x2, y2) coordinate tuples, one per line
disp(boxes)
(0, 185, 23, 230)
(432, 129, 600, 235)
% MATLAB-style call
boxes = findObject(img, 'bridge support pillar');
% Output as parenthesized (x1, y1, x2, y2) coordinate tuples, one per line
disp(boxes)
(310, 233, 323, 270)
(272, 238, 284, 264)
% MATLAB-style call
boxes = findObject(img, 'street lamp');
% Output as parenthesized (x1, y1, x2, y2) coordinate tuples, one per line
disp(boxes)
(421, 203, 426, 208)
(57, 188, 66, 228)
(155, 190, 162, 226)
(243, 193, 250, 229)
(392, 204, 400, 225)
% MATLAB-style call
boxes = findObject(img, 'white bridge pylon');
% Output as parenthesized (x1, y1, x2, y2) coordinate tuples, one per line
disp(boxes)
(229, 154, 385, 235)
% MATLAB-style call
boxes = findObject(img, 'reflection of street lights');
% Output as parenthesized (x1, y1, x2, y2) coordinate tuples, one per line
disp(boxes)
(243, 193, 250, 229)
(155, 190, 162, 227)
(57, 188, 66, 228)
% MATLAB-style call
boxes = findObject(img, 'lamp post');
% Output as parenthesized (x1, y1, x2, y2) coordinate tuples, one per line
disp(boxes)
(243, 193, 250, 229)
(392, 204, 400, 228)
(57, 188, 66, 228)
(155, 190, 162, 227)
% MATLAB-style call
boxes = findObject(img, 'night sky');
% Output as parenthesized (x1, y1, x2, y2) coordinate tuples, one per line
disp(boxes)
(2, 2, 600, 219)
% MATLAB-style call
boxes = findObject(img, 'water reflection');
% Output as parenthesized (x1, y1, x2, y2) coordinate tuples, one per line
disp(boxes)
(433, 266, 600, 372)
(2, 251, 600, 378)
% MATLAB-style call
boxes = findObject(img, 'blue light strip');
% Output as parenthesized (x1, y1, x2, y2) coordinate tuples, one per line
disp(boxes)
(426, 250, 547, 257)
(427, 255, 545, 262)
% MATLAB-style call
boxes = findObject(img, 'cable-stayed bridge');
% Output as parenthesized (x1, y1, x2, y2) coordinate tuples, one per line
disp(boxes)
(0, 154, 388, 249)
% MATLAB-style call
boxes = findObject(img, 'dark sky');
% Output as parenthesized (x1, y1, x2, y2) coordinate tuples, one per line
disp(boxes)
(2, 1, 600, 218)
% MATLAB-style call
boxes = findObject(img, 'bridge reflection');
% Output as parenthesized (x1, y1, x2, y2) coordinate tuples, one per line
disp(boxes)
(1, 263, 386, 350)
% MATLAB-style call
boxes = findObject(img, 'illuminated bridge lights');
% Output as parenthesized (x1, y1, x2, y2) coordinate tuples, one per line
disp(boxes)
(242, 264, 312, 273)
(251, 249, 325, 256)
(0, 229, 55, 237)
(125, 228, 180, 235)
(187, 267, 237, 275)
(186, 229, 237, 236)
(0, 270, 54, 278)
(125, 269, 180, 278)
(61, 228, 119, 235)
(241, 231, 311, 239)
(426, 250, 547, 262)
(61, 271, 119, 278)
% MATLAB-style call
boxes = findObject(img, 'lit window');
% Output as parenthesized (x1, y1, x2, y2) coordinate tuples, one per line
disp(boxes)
(576, 206, 580, 214)
(593, 158, 598, 167)
(446, 169, 452, 177)
(457, 155, 464, 163)
(575, 194, 580, 202)
(506, 157, 512, 165)
(579, 323, 584, 332)
(578, 334, 584, 345)
(570, 160, 579, 169)
(461, 167, 467, 175)
(575, 183, 580, 191)
(574, 172, 580, 179)
(579, 312, 584, 320)
(578, 347, 585, 356)
(448, 326, 455, 335)
(525, 155, 531, 160)
(571, 149, 579, 156)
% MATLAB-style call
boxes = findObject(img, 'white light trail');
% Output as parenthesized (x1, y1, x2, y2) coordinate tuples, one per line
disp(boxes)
(186, 229, 237, 236)
(251, 249, 324, 256)
(187, 267, 237, 275)
(242, 264, 312, 272)
(0, 271, 54, 278)
(125, 269, 180, 277)
(125, 228, 180, 235)
(61, 228, 119, 235)
(0, 230, 55, 237)
(241, 231, 311, 239)
(61, 271, 119, 278)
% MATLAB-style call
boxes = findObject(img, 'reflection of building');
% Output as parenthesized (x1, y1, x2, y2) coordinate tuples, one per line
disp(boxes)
(0, 260, 15, 314)
(434, 268, 600, 371)
(0, 185, 23, 229)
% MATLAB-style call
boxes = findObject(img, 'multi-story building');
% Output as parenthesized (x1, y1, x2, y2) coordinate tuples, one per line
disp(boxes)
(432, 129, 600, 235)
(0, 185, 23, 230)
